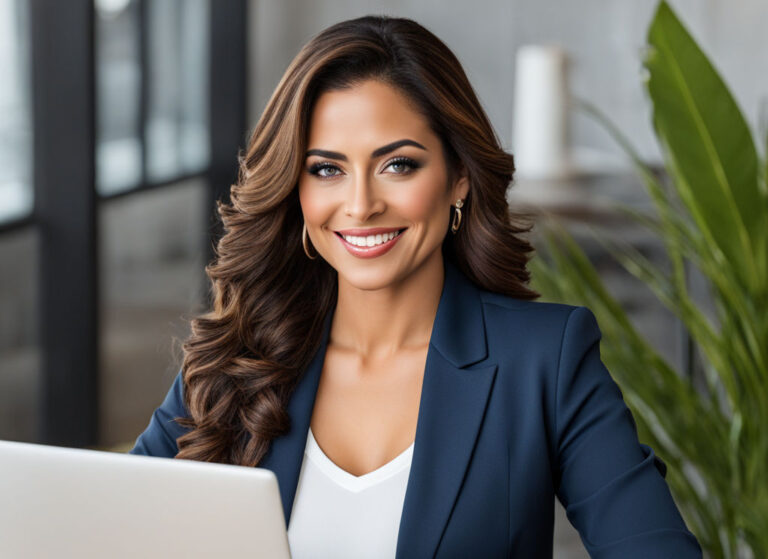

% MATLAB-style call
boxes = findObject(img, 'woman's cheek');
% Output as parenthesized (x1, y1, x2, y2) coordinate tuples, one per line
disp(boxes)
(395, 177, 449, 224)
(298, 182, 332, 224)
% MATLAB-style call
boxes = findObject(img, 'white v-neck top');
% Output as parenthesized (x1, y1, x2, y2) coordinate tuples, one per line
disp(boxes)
(287, 426, 415, 559)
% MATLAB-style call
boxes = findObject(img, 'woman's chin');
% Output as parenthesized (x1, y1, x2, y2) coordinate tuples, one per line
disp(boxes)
(335, 262, 404, 292)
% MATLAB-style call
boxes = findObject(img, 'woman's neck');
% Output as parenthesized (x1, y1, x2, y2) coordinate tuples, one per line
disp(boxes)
(330, 251, 445, 360)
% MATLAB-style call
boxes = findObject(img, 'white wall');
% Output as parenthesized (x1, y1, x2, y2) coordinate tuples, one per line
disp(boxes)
(247, 0, 768, 166)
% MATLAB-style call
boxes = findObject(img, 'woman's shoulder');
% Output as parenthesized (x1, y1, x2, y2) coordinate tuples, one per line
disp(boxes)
(478, 288, 589, 325)
(128, 369, 190, 457)
(476, 288, 600, 357)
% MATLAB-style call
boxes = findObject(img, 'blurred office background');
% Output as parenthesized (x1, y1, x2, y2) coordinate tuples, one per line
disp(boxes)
(1, 1, 766, 556)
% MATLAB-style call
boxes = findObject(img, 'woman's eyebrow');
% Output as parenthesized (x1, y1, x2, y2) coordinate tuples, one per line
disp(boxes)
(305, 138, 427, 161)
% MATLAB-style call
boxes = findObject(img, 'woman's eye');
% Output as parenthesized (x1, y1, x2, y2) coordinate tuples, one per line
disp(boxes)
(307, 162, 342, 178)
(306, 156, 420, 180)
(385, 157, 419, 174)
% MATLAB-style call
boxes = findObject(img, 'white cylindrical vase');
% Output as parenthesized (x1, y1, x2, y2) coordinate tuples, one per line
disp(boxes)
(512, 45, 572, 180)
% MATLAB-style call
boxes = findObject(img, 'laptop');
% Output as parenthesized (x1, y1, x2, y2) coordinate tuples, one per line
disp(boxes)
(0, 439, 292, 558)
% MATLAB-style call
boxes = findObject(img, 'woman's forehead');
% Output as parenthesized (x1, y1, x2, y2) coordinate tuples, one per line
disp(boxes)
(307, 81, 435, 152)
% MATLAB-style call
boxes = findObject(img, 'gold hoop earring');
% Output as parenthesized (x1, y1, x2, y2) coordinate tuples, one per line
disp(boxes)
(302, 222, 318, 259)
(450, 198, 464, 234)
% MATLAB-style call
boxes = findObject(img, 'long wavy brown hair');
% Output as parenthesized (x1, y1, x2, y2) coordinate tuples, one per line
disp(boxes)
(174, 15, 540, 466)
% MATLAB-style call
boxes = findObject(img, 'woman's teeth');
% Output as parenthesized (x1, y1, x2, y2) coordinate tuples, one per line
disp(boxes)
(342, 229, 402, 247)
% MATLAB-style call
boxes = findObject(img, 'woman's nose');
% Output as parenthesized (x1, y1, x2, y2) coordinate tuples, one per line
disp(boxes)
(344, 173, 384, 220)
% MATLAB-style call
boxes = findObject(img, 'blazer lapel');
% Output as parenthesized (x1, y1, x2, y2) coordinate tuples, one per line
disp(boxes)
(259, 259, 498, 559)
(394, 260, 497, 558)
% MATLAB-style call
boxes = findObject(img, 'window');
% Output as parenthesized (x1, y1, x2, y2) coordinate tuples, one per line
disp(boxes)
(0, 0, 245, 446)
(0, 0, 32, 223)
(95, 0, 210, 195)
(145, 0, 210, 182)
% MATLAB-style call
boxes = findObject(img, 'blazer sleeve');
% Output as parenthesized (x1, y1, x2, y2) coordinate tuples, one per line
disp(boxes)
(554, 306, 702, 558)
(128, 369, 191, 458)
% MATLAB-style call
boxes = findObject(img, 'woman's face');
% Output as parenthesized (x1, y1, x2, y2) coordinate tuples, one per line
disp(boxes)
(298, 79, 468, 291)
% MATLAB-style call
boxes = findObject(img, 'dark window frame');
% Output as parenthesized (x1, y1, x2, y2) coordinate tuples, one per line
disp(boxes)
(6, 0, 248, 447)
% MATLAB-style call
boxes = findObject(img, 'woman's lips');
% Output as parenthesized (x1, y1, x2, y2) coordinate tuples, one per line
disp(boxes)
(335, 228, 405, 259)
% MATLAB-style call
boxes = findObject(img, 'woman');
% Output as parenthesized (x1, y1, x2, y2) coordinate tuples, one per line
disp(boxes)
(130, 15, 702, 558)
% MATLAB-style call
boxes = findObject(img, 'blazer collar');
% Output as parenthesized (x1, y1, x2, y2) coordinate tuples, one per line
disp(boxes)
(259, 258, 498, 558)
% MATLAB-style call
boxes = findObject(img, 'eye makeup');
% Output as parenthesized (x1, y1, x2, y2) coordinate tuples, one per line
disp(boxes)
(306, 156, 422, 180)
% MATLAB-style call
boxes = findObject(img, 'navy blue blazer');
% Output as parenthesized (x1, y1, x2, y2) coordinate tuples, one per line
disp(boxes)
(130, 258, 702, 558)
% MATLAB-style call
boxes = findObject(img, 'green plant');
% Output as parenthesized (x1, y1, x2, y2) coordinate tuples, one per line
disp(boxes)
(528, 1, 768, 557)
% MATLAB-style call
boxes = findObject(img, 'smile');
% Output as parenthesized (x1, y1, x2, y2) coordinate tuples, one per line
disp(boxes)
(334, 228, 406, 259)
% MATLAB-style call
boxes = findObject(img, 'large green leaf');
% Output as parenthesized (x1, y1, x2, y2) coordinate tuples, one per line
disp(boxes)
(644, 1, 767, 292)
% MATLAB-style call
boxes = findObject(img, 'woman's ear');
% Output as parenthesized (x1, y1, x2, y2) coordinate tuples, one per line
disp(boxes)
(451, 165, 470, 201)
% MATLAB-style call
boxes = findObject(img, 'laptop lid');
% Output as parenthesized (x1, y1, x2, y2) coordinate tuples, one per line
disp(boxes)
(0, 439, 292, 558)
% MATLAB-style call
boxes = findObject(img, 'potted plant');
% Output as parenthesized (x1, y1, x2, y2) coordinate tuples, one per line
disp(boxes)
(528, 1, 768, 557)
